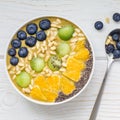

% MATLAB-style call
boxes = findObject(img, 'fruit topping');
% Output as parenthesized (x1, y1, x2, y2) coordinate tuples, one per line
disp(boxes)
(63, 70, 81, 82)
(18, 47, 28, 58)
(48, 55, 62, 71)
(113, 13, 120, 22)
(30, 87, 47, 101)
(58, 25, 74, 40)
(39, 19, 51, 30)
(47, 75, 60, 92)
(74, 48, 90, 61)
(116, 42, 120, 50)
(30, 57, 45, 72)
(26, 23, 38, 35)
(74, 40, 85, 52)
(17, 30, 27, 40)
(25, 36, 37, 47)
(34, 76, 49, 90)
(60, 76, 75, 95)
(36, 30, 46, 41)
(105, 44, 115, 54)
(112, 33, 119, 41)
(56, 42, 71, 57)
(30, 75, 59, 102)
(15, 71, 31, 88)
(10, 57, 19, 66)
(66, 57, 85, 72)
(8, 48, 16, 56)
(94, 21, 103, 30)
(63, 57, 85, 82)
(11, 39, 21, 49)
(113, 49, 120, 59)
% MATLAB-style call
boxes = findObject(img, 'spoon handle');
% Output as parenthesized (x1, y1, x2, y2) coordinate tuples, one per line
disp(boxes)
(89, 58, 113, 120)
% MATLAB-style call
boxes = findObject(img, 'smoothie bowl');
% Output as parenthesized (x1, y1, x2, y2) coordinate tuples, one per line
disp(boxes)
(5, 16, 95, 105)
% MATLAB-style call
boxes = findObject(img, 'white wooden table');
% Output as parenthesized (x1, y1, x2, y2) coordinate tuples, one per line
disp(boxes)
(0, 0, 120, 120)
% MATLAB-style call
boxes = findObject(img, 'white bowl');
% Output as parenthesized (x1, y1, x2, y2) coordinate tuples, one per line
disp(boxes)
(5, 16, 95, 105)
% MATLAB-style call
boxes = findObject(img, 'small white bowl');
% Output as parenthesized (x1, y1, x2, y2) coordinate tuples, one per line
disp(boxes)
(5, 16, 95, 105)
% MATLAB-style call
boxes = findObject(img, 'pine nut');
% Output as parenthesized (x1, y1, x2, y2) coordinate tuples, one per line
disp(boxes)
(75, 28, 80, 33)
(62, 62, 67, 67)
(9, 71, 15, 74)
(12, 75, 16, 80)
(50, 51, 56, 55)
(16, 71, 21, 75)
(72, 32, 77, 37)
(56, 18, 61, 23)
(50, 46, 56, 50)
(78, 33, 85, 37)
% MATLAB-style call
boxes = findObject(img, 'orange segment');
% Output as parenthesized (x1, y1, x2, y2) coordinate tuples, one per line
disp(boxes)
(30, 86, 47, 101)
(60, 76, 75, 95)
(47, 75, 60, 93)
(74, 48, 90, 61)
(63, 70, 81, 82)
(34, 76, 50, 90)
(66, 57, 85, 72)
(42, 89, 58, 102)
(74, 40, 85, 52)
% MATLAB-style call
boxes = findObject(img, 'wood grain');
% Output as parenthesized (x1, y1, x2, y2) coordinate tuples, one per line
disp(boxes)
(0, 0, 120, 58)
(0, 59, 107, 120)
(0, 0, 120, 120)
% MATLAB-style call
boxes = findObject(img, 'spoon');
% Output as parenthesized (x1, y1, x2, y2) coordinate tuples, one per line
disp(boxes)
(89, 29, 120, 120)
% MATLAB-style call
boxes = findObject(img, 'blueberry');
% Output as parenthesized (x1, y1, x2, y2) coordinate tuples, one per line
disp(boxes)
(11, 39, 21, 49)
(116, 42, 120, 50)
(112, 33, 119, 41)
(39, 19, 51, 30)
(113, 13, 120, 22)
(10, 57, 19, 66)
(94, 21, 103, 30)
(17, 30, 27, 40)
(25, 36, 37, 47)
(105, 44, 115, 54)
(18, 47, 28, 58)
(8, 48, 16, 56)
(113, 49, 120, 59)
(26, 23, 38, 35)
(36, 30, 46, 41)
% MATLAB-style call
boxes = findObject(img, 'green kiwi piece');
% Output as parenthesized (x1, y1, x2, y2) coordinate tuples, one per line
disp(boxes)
(48, 55, 62, 71)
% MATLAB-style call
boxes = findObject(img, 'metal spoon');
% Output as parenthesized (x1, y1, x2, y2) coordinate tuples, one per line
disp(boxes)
(89, 29, 120, 120)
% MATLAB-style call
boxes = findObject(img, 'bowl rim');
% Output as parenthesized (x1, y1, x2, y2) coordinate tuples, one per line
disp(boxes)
(4, 16, 95, 105)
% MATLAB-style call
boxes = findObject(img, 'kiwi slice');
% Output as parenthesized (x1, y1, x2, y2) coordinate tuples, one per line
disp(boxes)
(15, 71, 31, 88)
(56, 42, 71, 57)
(48, 55, 62, 71)
(30, 57, 45, 72)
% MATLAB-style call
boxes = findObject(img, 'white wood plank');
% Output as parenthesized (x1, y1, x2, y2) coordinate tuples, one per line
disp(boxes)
(0, 0, 120, 57)
(0, 59, 107, 120)
(97, 61, 120, 120)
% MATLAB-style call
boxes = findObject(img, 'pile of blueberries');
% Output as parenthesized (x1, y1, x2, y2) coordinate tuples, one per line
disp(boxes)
(94, 12, 120, 59)
(8, 19, 51, 66)
(94, 13, 120, 30)
(106, 30, 120, 59)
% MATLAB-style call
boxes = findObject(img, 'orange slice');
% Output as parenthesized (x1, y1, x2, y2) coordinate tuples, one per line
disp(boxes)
(74, 40, 85, 52)
(47, 75, 60, 93)
(60, 76, 75, 95)
(63, 70, 81, 82)
(74, 48, 90, 61)
(34, 76, 50, 90)
(30, 86, 47, 101)
(66, 57, 85, 72)
(42, 89, 58, 102)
